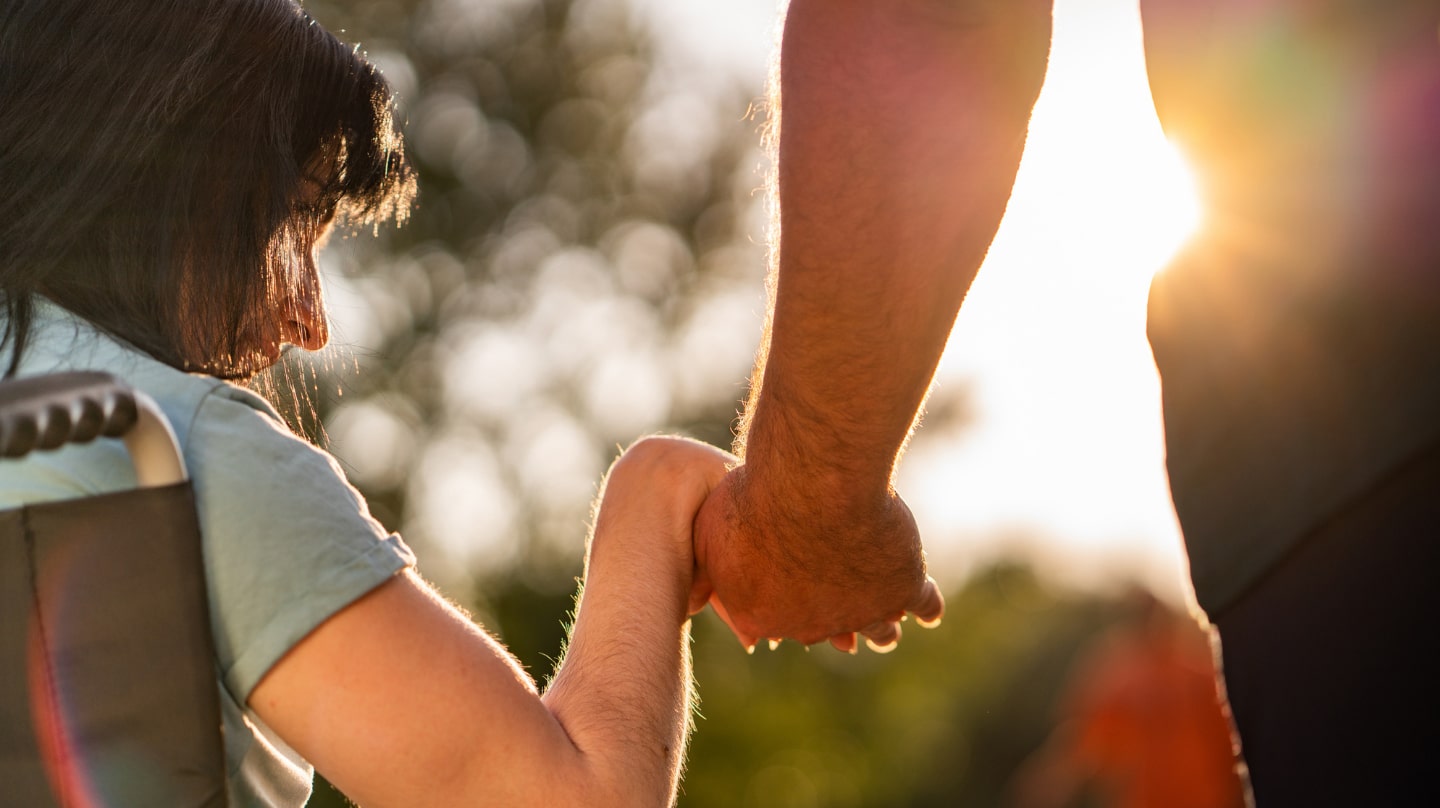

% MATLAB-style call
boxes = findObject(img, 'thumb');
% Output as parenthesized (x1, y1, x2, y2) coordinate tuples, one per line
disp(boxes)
(687, 566, 714, 616)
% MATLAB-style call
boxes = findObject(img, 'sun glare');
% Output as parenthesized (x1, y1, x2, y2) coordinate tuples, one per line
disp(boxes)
(1138, 141, 1203, 274)
(1000, 0, 1204, 289)
(911, 0, 1204, 601)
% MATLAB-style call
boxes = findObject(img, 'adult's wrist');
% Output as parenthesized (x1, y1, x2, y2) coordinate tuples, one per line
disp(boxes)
(742, 383, 900, 491)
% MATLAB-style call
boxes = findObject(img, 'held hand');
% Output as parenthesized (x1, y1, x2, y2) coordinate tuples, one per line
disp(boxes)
(688, 463, 944, 653)
(591, 437, 736, 601)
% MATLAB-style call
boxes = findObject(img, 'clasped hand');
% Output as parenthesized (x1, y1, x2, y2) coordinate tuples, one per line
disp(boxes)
(688, 463, 944, 654)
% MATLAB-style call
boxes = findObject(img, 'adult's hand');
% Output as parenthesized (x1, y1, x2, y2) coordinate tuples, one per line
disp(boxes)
(687, 0, 1051, 651)
(690, 463, 944, 652)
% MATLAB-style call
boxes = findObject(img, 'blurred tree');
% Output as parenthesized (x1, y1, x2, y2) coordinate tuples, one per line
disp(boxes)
(680, 564, 1122, 808)
(289, 0, 777, 590)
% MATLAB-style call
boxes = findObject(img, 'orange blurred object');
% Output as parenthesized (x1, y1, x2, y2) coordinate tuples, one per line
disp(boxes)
(1013, 593, 1247, 808)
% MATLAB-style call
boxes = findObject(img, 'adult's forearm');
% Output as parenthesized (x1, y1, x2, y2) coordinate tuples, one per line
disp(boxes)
(742, 0, 1045, 495)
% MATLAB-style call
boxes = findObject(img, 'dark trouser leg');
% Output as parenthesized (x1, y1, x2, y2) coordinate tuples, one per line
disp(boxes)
(1213, 440, 1440, 807)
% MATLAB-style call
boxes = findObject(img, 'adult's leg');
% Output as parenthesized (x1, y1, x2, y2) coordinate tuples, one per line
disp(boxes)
(1214, 438, 1440, 806)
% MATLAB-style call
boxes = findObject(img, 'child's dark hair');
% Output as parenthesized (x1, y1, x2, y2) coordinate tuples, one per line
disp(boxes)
(0, 0, 416, 378)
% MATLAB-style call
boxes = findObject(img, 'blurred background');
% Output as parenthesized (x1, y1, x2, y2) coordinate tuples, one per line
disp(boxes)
(287, 0, 1236, 804)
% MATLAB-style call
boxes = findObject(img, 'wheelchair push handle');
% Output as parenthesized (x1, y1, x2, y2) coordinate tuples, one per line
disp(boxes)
(0, 371, 187, 487)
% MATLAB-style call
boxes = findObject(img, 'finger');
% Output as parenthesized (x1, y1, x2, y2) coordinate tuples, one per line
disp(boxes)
(861, 620, 901, 654)
(909, 576, 945, 628)
(828, 632, 858, 654)
(708, 595, 759, 654)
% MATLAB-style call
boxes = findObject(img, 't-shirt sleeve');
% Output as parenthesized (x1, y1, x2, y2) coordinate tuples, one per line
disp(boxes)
(184, 385, 416, 703)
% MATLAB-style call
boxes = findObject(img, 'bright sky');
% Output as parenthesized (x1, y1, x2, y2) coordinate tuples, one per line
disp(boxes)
(630, 0, 1203, 602)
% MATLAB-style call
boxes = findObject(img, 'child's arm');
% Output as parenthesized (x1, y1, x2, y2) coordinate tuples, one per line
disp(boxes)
(247, 436, 730, 808)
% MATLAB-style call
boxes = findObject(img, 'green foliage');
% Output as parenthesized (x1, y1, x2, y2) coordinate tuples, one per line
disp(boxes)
(677, 564, 1118, 808)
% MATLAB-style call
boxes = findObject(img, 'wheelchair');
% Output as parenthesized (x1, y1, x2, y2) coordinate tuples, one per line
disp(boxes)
(1, 372, 226, 807)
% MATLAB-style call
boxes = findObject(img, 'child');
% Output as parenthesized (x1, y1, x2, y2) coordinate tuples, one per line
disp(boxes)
(0, 1, 724, 805)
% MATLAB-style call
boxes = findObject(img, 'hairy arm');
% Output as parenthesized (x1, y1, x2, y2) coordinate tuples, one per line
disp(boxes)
(249, 437, 729, 807)
(694, 0, 1053, 648)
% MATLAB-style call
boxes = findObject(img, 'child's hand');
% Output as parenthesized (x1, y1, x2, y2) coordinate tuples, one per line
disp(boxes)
(590, 437, 735, 609)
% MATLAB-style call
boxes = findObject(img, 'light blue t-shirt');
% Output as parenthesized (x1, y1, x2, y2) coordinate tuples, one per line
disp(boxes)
(0, 300, 416, 806)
